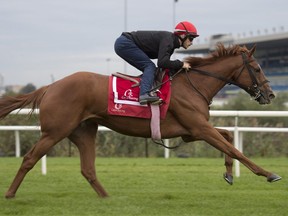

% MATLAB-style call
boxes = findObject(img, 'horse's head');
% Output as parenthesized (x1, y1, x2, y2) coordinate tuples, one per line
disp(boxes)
(183, 44, 275, 105)
(233, 45, 275, 104)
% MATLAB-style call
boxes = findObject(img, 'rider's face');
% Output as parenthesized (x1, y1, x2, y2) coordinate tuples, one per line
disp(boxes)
(182, 37, 193, 49)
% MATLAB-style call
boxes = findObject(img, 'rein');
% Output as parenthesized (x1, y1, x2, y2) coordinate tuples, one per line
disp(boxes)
(149, 68, 183, 93)
(150, 53, 269, 149)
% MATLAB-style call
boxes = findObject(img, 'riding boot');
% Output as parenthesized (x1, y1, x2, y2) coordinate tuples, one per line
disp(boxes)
(139, 71, 159, 105)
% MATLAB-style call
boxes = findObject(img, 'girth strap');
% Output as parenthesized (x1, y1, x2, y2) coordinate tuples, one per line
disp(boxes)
(150, 104, 161, 140)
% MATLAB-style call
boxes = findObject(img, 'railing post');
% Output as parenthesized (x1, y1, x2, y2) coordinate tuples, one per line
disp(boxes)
(164, 139, 170, 158)
(239, 132, 243, 153)
(41, 155, 47, 175)
(233, 116, 240, 177)
(15, 130, 20, 157)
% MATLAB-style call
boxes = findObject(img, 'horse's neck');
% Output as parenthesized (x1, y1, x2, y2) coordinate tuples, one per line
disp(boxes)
(189, 57, 242, 103)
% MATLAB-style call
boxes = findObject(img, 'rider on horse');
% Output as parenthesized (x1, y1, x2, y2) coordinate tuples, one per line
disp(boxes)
(114, 21, 199, 105)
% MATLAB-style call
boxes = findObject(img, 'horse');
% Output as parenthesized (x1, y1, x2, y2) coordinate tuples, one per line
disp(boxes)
(1, 43, 281, 199)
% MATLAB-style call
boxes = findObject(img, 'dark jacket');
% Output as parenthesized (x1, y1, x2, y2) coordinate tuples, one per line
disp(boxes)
(123, 31, 183, 71)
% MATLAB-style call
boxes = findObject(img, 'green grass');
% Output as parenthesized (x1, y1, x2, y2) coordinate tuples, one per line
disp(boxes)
(0, 157, 287, 216)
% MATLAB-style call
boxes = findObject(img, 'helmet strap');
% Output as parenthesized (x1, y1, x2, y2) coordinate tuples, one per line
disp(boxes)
(177, 22, 190, 47)
(176, 34, 188, 47)
(177, 22, 189, 47)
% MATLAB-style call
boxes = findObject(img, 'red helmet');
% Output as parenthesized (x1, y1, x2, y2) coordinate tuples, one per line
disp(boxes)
(174, 21, 199, 37)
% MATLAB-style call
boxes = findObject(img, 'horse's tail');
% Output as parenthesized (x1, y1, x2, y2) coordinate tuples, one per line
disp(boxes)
(0, 85, 49, 119)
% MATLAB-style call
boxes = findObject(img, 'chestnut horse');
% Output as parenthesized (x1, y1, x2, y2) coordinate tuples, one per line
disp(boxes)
(2, 44, 281, 199)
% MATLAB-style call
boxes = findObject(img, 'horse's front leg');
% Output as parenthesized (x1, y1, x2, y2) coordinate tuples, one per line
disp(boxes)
(215, 128, 234, 185)
(182, 128, 234, 185)
(196, 124, 281, 183)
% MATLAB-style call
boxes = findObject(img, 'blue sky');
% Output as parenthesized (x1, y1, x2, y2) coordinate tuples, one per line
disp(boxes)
(1, 0, 288, 87)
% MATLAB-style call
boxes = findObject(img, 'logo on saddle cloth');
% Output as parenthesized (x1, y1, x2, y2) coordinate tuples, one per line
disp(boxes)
(108, 73, 171, 119)
(122, 89, 138, 101)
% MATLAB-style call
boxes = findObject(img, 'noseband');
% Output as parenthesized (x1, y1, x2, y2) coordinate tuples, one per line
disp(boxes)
(184, 52, 270, 104)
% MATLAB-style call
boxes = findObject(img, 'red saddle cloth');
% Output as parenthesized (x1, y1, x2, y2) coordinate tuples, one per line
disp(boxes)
(108, 73, 171, 119)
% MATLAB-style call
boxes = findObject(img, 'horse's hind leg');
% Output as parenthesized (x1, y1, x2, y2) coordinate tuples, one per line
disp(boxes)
(5, 134, 58, 198)
(68, 119, 108, 198)
(216, 128, 234, 185)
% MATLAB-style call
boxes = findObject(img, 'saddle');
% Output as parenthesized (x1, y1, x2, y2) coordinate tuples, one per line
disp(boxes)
(108, 69, 171, 142)
(112, 68, 168, 95)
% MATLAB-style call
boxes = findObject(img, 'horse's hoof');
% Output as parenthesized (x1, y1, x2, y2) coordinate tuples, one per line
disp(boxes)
(5, 193, 15, 199)
(267, 174, 282, 183)
(223, 173, 233, 185)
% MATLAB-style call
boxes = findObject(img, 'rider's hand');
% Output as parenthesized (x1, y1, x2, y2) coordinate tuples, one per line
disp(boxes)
(182, 62, 191, 71)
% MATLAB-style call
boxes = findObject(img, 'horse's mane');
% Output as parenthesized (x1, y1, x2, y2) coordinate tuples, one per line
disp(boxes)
(185, 43, 249, 67)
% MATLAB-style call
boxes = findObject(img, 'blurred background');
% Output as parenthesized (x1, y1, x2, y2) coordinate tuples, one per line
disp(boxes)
(1, 0, 288, 158)
(1, 0, 288, 89)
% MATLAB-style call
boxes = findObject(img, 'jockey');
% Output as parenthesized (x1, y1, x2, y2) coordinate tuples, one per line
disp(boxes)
(114, 21, 199, 105)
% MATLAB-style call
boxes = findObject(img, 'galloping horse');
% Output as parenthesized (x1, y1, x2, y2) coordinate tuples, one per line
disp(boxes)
(1, 44, 281, 199)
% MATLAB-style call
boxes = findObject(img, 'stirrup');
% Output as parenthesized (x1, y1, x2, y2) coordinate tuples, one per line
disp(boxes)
(139, 94, 159, 105)
(151, 99, 163, 105)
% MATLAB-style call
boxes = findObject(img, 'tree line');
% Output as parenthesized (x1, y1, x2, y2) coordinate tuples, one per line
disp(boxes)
(0, 90, 288, 158)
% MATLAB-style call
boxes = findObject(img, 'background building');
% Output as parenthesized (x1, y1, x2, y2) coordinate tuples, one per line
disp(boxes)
(177, 31, 288, 97)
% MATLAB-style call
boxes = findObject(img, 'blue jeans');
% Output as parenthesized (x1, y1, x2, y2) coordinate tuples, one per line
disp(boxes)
(114, 35, 156, 96)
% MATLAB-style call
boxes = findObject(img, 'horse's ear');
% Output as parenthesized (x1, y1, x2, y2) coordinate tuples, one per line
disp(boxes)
(249, 44, 256, 57)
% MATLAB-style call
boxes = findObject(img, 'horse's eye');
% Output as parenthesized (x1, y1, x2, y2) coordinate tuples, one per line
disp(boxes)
(255, 67, 261, 73)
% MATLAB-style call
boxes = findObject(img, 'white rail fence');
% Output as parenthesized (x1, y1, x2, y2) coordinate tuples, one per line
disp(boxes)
(1, 109, 288, 177)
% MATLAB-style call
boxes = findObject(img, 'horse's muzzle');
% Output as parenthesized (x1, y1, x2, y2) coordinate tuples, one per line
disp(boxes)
(257, 91, 275, 104)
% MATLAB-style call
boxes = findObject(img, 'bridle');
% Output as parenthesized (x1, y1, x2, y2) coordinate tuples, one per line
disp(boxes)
(183, 52, 270, 105)
(151, 52, 270, 149)
(238, 53, 269, 100)
(152, 52, 269, 149)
